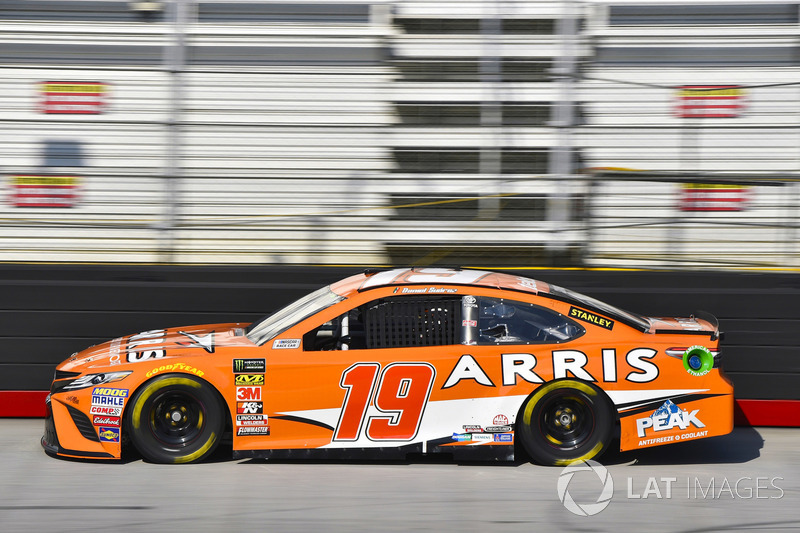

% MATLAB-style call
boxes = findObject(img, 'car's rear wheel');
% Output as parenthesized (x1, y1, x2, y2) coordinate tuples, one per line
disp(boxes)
(126, 374, 225, 464)
(517, 379, 614, 466)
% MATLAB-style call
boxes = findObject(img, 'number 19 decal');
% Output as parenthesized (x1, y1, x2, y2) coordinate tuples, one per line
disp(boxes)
(334, 362, 435, 442)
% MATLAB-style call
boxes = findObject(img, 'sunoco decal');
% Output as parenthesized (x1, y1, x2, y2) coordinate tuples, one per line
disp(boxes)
(98, 427, 120, 442)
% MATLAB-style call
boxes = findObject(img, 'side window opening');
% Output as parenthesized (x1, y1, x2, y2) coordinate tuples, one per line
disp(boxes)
(364, 296, 461, 349)
(303, 296, 461, 351)
(466, 296, 584, 345)
(303, 308, 367, 351)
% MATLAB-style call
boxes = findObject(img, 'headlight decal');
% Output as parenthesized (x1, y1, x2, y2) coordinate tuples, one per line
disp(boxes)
(63, 371, 132, 391)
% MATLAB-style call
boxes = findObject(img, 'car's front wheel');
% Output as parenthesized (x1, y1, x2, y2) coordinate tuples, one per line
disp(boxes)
(517, 379, 614, 466)
(126, 374, 225, 464)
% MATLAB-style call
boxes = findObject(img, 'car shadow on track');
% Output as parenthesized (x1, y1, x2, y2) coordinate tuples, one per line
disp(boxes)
(602, 427, 764, 466)
(113, 428, 764, 467)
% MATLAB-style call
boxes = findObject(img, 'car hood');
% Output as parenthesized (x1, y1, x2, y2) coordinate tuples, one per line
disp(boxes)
(60, 323, 253, 371)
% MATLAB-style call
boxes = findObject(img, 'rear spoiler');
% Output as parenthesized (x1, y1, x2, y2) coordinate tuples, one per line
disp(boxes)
(693, 310, 721, 341)
(652, 311, 721, 341)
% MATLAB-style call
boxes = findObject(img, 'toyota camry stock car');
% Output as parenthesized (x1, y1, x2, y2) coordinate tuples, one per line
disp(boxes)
(43, 268, 733, 466)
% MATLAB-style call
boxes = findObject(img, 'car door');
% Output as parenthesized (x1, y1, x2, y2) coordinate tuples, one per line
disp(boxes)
(251, 292, 468, 452)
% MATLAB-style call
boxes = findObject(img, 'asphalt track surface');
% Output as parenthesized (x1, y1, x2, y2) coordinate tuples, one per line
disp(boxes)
(1, 420, 798, 533)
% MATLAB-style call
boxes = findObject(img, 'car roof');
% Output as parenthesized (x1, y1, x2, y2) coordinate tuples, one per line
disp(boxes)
(330, 267, 652, 333)
(330, 267, 550, 297)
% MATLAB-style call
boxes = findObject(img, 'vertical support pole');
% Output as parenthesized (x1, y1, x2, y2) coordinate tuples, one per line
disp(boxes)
(546, 0, 578, 264)
(160, 0, 187, 263)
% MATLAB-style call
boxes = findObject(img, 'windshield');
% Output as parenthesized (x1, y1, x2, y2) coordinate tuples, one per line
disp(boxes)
(246, 286, 344, 345)
(547, 284, 651, 332)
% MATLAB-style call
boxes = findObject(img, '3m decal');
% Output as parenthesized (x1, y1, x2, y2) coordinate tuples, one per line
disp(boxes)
(177, 331, 215, 354)
(272, 339, 300, 349)
(235, 374, 265, 386)
(569, 307, 614, 330)
(237, 401, 263, 414)
(636, 400, 705, 438)
(233, 359, 265, 373)
(236, 387, 261, 401)
(98, 426, 120, 443)
(334, 362, 435, 442)
(442, 354, 494, 389)
(237, 426, 270, 436)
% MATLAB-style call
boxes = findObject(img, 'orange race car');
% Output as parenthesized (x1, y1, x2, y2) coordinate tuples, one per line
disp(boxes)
(42, 268, 733, 465)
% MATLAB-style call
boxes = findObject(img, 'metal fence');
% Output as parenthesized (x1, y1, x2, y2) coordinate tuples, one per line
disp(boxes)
(1, 0, 799, 269)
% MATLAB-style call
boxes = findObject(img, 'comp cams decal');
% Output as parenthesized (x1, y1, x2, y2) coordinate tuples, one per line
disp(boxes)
(90, 406, 122, 416)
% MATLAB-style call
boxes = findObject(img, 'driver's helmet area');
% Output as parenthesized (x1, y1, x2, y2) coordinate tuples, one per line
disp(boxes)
(463, 296, 585, 345)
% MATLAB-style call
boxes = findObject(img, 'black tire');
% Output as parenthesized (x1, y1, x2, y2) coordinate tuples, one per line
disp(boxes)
(517, 379, 614, 466)
(126, 374, 225, 464)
